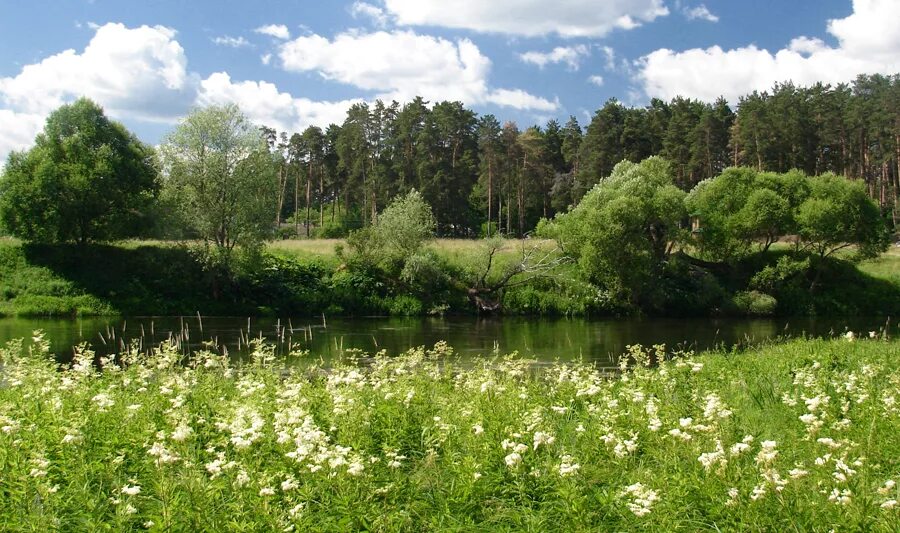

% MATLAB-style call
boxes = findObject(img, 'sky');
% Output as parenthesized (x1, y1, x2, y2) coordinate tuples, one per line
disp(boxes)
(1, 0, 898, 162)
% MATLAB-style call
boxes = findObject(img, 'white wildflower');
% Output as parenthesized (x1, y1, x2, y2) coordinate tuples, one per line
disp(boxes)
(504, 452, 522, 468)
(121, 484, 141, 496)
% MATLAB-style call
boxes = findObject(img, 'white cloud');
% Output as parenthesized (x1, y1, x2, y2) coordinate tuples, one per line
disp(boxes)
(213, 35, 252, 48)
(486, 89, 559, 112)
(683, 4, 718, 22)
(0, 22, 379, 163)
(636, 0, 900, 102)
(0, 109, 45, 163)
(279, 29, 557, 110)
(588, 75, 604, 87)
(254, 24, 290, 40)
(519, 45, 590, 71)
(382, 0, 668, 37)
(198, 72, 359, 133)
(261, 53, 272, 65)
(350, 2, 389, 27)
(0, 23, 194, 122)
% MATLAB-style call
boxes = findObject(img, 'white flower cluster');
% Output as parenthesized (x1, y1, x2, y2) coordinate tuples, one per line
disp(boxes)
(621, 482, 659, 517)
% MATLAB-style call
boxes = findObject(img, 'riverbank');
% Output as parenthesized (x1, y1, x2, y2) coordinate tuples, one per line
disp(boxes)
(1, 336, 898, 530)
(0, 238, 897, 318)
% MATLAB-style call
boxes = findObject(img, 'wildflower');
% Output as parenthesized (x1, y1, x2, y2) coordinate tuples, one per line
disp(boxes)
(730, 442, 750, 455)
(621, 482, 658, 517)
(121, 484, 141, 496)
(289, 503, 306, 517)
(558, 455, 580, 477)
(698, 441, 727, 473)
(124, 504, 137, 515)
(473, 472, 482, 480)
(881, 500, 897, 510)
(789, 468, 808, 479)
(171, 423, 193, 442)
(259, 487, 275, 497)
(756, 441, 778, 466)
(62, 430, 83, 445)
(472, 424, 484, 436)
(575, 423, 586, 433)
(816, 437, 841, 449)
(550, 406, 568, 414)
(828, 488, 852, 505)
(844, 331, 855, 341)
(878, 480, 896, 495)
(347, 460, 365, 476)
(143, 521, 155, 529)
(533, 431, 555, 451)
(281, 476, 298, 492)
(750, 484, 767, 501)
(504, 452, 522, 468)
(147, 442, 179, 465)
(92, 393, 115, 412)
(869, 331, 877, 338)
(725, 487, 739, 507)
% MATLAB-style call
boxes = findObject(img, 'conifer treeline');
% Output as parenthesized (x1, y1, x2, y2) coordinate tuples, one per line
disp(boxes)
(267, 73, 899, 237)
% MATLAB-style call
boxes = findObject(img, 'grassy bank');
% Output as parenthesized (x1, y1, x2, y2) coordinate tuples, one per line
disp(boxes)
(1, 336, 898, 531)
(0, 238, 897, 318)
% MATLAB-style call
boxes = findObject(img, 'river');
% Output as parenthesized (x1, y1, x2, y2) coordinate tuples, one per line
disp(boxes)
(0, 315, 893, 367)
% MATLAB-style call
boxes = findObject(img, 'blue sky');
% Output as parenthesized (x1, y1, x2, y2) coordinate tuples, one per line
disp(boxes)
(1, 0, 897, 160)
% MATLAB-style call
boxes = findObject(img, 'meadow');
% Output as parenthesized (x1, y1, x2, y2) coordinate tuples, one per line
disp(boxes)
(1, 334, 898, 531)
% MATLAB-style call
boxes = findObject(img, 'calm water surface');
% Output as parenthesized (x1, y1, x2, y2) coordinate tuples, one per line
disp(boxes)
(0, 315, 893, 368)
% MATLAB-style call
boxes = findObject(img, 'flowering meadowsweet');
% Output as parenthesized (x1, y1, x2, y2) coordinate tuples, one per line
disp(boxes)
(558, 455, 580, 477)
(504, 452, 522, 468)
(472, 424, 484, 436)
(621, 482, 659, 517)
(533, 431, 555, 451)
(121, 484, 141, 496)
(828, 488, 852, 505)
(698, 440, 727, 473)
(259, 487, 275, 497)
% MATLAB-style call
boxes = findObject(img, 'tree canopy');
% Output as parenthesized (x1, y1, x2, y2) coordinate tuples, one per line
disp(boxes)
(0, 98, 157, 244)
(544, 157, 686, 303)
(159, 104, 278, 253)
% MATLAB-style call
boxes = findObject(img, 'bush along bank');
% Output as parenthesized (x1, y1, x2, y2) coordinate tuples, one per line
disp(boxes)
(0, 239, 898, 318)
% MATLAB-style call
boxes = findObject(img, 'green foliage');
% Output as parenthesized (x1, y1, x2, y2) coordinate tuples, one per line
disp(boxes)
(0, 98, 157, 244)
(688, 168, 888, 262)
(160, 104, 278, 253)
(548, 157, 687, 304)
(3, 336, 900, 530)
(732, 290, 778, 316)
(346, 190, 436, 274)
(795, 173, 889, 259)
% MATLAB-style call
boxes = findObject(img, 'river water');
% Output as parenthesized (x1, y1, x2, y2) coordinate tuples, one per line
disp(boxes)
(0, 315, 893, 368)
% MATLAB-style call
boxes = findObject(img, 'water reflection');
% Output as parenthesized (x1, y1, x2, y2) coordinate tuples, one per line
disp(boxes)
(0, 315, 893, 368)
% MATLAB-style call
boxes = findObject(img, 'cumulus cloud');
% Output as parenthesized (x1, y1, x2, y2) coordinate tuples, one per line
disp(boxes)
(382, 0, 668, 37)
(0, 110, 45, 161)
(0, 22, 398, 162)
(198, 72, 360, 133)
(636, 0, 900, 102)
(213, 35, 252, 48)
(0, 23, 195, 122)
(350, 2, 389, 27)
(683, 4, 718, 23)
(278, 29, 558, 110)
(519, 45, 590, 71)
(588, 75, 604, 87)
(254, 24, 290, 40)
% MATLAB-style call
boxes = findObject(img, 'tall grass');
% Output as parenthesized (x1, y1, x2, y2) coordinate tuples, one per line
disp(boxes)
(1, 335, 898, 531)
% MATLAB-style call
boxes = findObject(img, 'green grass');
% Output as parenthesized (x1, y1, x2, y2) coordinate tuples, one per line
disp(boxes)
(858, 246, 900, 285)
(1, 336, 898, 531)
